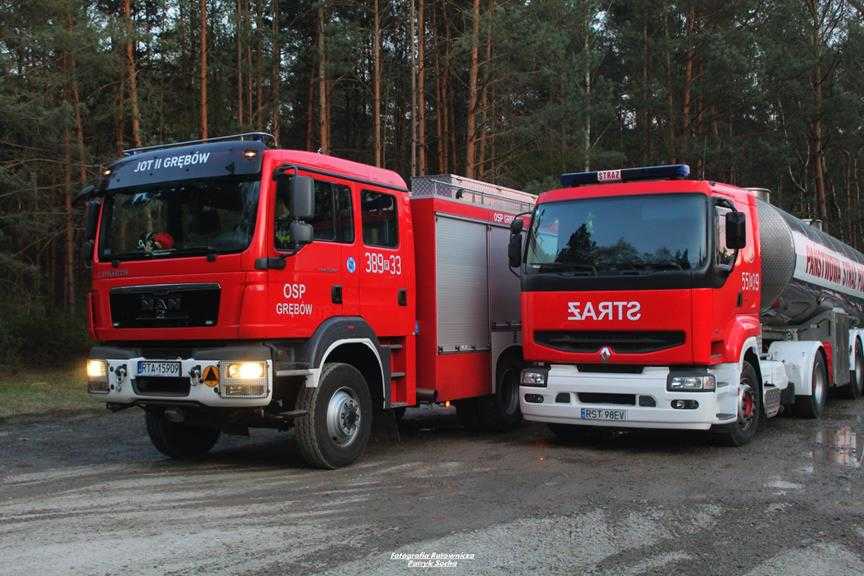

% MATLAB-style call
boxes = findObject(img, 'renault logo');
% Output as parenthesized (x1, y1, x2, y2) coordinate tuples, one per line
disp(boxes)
(599, 346, 613, 363)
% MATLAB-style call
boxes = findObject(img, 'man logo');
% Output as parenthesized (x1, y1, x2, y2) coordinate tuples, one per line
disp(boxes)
(599, 346, 613, 363)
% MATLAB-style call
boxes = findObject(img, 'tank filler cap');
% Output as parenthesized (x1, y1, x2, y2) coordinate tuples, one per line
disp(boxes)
(802, 218, 824, 231)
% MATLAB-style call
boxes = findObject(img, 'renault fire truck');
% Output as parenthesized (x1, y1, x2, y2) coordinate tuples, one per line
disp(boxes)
(81, 133, 533, 468)
(511, 164, 864, 446)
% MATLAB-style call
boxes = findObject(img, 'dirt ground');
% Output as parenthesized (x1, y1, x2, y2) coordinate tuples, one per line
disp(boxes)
(0, 400, 862, 575)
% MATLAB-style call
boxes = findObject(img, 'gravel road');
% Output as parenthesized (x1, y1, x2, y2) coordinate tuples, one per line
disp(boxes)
(0, 399, 862, 576)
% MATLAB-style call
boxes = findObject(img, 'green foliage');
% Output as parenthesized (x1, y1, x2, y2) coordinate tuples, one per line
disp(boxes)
(0, 300, 91, 370)
(2, 0, 864, 369)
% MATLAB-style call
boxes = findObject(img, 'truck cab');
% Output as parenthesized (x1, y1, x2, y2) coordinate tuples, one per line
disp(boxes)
(514, 165, 779, 445)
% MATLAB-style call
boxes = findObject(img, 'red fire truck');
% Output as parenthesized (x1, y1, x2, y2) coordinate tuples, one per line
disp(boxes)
(511, 164, 864, 446)
(81, 133, 533, 467)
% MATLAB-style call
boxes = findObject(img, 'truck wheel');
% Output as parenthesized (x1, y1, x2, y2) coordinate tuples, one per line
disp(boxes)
(145, 410, 220, 460)
(477, 358, 523, 432)
(841, 343, 863, 399)
(794, 352, 828, 418)
(454, 398, 481, 431)
(712, 361, 761, 447)
(295, 363, 372, 469)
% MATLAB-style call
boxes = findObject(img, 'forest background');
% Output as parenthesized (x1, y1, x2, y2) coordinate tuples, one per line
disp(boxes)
(1, 0, 863, 368)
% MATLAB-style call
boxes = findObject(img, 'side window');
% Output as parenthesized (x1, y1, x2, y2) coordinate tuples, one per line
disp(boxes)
(714, 205, 736, 267)
(275, 179, 353, 250)
(361, 191, 398, 248)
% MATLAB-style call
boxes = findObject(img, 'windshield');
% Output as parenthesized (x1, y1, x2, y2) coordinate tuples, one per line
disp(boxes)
(525, 193, 708, 274)
(99, 177, 260, 261)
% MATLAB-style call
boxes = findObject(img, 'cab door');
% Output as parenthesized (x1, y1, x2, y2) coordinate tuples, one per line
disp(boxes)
(357, 188, 412, 338)
(269, 174, 355, 337)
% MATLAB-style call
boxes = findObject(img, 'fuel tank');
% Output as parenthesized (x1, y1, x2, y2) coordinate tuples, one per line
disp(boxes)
(758, 199, 864, 326)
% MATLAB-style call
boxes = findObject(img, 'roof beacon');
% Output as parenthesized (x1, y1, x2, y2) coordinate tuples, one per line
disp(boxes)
(560, 164, 690, 188)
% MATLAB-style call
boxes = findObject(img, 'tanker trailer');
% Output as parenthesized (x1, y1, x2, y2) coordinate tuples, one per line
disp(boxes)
(516, 164, 864, 446)
(759, 197, 864, 409)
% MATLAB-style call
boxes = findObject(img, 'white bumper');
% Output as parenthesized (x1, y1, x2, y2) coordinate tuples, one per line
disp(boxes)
(520, 365, 739, 430)
(88, 357, 273, 408)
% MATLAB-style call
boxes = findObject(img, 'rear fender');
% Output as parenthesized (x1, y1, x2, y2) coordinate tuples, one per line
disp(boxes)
(767, 340, 824, 397)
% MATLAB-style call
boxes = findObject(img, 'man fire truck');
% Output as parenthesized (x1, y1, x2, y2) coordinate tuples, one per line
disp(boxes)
(511, 164, 864, 446)
(81, 133, 533, 468)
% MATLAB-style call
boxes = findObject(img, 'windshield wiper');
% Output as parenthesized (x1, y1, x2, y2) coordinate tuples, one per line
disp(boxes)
(611, 260, 685, 273)
(169, 245, 220, 260)
(533, 262, 598, 276)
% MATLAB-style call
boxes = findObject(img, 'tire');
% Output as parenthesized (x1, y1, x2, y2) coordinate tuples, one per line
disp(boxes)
(548, 423, 601, 443)
(145, 410, 220, 460)
(454, 398, 481, 431)
(295, 363, 373, 469)
(794, 352, 828, 419)
(477, 357, 523, 432)
(841, 343, 863, 400)
(712, 361, 761, 447)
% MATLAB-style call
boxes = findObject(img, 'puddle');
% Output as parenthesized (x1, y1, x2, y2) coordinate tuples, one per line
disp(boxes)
(811, 424, 863, 469)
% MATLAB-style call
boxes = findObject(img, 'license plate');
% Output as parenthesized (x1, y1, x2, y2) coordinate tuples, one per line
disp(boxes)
(137, 361, 181, 378)
(580, 408, 627, 421)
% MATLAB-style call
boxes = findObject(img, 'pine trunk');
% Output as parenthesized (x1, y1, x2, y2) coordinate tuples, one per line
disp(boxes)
(199, 0, 208, 139)
(317, 2, 330, 154)
(272, 0, 280, 143)
(63, 127, 75, 310)
(237, 0, 245, 126)
(417, 0, 427, 174)
(372, 0, 382, 166)
(123, 0, 142, 148)
(465, 0, 481, 178)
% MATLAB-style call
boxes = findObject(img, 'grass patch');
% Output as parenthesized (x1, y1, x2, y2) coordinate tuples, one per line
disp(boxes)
(0, 366, 99, 420)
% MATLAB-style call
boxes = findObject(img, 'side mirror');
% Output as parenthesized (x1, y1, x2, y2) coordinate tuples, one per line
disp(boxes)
(288, 175, 315, 220)
(508, 216, 528, 268)
(725, 211, 747, 249)
(290, 221, 314, 246)
(74, 184, 96, 206)
(84, 201, 101, 241)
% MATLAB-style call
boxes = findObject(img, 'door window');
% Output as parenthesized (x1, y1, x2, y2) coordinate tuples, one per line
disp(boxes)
(275, 179, 353, 249)
(361, 191, 398, 248)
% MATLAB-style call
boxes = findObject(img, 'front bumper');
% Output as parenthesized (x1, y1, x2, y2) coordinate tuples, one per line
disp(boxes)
(520, 365, 738, 430)
(86, 344, 274, 407)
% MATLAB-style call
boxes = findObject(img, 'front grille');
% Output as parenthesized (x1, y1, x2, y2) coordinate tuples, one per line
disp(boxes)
(577, 364, 645, 374)
(535, 331, 685, 354)
(110, 284, 220, 328)
(578, 393, 636, 405)
(133, 376, 191, 397)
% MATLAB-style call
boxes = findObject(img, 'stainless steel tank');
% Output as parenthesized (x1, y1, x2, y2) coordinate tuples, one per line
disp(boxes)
(758, 199, 864, 326)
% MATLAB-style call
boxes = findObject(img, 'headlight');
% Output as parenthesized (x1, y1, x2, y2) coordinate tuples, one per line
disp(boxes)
(86, 359, 109, 394)
(227, 361, 266, 380)
(221, 361, 269, 399)
(521, 367, 548, 387)
(87, 359, 107, 379)
(667, 373, 716, 392)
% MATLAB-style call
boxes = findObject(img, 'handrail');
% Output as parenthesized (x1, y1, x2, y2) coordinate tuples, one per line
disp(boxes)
(123, 132, 275, 156)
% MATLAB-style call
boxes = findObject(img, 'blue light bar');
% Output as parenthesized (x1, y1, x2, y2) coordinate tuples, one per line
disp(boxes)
(560, 164, 690, 187)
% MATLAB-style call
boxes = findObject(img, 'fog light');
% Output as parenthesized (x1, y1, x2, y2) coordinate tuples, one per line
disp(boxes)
(521, 367, 548, 387)
(86, 359, 109, 394)
(87, 359, 107, 379)
(221, 361, 269, 399)
(667, 373, 715, 392)
(227, 361, 265, 380)
(524, 393, 544, 404)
